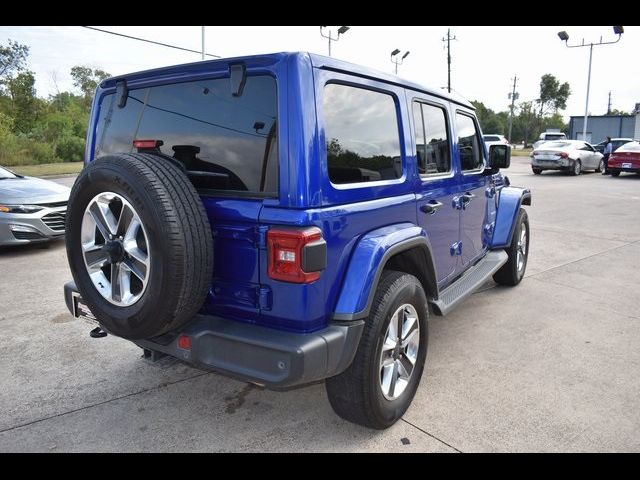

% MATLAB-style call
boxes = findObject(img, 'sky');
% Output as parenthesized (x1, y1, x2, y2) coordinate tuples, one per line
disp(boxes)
(1, 26, 638, 120)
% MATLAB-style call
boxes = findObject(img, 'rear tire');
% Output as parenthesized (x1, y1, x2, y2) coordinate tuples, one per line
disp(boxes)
(569, 160, 581, 176)
(326, 271, 428, 429)
(493, 208, 529, 286)
(611, 171, 621, 177)
(65, 153, 213, 340)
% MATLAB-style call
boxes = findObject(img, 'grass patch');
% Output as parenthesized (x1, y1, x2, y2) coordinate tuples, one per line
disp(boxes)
(512, 149, 532, 157)
(10, 162, 83, 177)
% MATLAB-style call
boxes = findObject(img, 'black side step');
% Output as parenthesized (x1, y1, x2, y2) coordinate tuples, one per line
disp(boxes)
(431, 250, 508, 316)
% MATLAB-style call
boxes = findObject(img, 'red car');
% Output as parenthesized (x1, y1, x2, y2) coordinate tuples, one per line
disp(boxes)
(608, 141, 640, 176)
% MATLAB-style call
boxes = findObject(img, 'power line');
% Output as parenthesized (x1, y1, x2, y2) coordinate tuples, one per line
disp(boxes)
(81, 26, 221, 59)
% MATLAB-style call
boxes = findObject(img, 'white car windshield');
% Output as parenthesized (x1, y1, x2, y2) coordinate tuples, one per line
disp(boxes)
(0, 166, 18, 179)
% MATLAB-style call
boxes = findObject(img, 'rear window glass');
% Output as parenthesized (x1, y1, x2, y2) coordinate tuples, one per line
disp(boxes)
(544, 134, 565, 141)
(617, 141, 640, 152)
(94, 75, 278, 195)
(323, 83, 402, 185)
(483, 135, 500, 142)
(542, 141, 572, 149)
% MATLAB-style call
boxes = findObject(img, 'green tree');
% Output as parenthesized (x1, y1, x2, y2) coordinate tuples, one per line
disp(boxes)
(0, 39, 29, 88)
(536, 74, 571, 117)
(608, 109, 629, 116)
(7, 71, 41, 133)
(513, 101, 538, 147)
(471, 100, 505, 135)
(70, 66, 110, 106)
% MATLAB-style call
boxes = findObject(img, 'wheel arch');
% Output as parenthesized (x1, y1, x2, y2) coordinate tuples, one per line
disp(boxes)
(333, 223, 438, 322)
(490, 186, 531, 249)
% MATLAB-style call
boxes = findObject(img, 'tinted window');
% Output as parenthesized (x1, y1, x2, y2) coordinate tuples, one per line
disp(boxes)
(324, 83, 401, 184)
(95, 75, 278, 195)
(456, 113, 483, 171)
(545, 134, 565, 141)
(413, 102, 450, 176)
(483, 135, 500, 142)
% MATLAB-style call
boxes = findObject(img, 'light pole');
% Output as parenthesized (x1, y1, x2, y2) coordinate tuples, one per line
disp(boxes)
(558, 26, 624, 142)
(391, 49, 410, 75)
(320, 26, 350, 57)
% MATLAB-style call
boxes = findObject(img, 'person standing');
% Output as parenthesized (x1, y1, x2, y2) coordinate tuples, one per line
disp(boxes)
(602, 136, 613, 175)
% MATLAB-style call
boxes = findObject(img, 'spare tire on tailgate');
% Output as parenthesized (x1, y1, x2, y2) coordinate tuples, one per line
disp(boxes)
(65, 153, 213, 340)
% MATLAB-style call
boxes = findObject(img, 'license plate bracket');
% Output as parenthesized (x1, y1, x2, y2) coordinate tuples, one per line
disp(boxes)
(71, 292, 98, 327)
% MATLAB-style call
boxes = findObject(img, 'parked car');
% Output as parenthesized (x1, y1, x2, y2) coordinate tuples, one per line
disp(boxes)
(607, 141, 640, 176)
(530, 140, 604, 175)
(483, 134, 511, 152)
(0, 165, 70, 246)
(62, 52, 531, 429)
(592, 138, 635, 154)
(532, 131, 567, 150)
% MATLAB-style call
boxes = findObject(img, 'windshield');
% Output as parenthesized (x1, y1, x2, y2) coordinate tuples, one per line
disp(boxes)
(0, 166, 18, 179)
(483, 135, 500, 142)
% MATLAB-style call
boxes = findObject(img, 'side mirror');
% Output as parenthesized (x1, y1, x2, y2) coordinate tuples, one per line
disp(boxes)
(489, 144, 510, 170)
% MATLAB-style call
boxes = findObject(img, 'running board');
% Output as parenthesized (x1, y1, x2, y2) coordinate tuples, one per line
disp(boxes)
(431, 250, 508, 316)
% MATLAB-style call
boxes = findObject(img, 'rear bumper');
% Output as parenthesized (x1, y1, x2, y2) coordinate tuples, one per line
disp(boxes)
(608, 166, 640, 174)
(531, 158, 570, 170)
(64, 282, 363, 388)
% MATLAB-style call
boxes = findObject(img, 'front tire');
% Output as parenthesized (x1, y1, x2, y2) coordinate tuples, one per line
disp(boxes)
(493, 208, 529, 286)
(532, 168, 542, 175)
(326, 271, 428, 429)
(596, 158, 605, 173)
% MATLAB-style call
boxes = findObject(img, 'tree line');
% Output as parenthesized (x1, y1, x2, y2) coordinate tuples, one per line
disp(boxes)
(0, 39, 109, 166)
(472, 74, 572, 147)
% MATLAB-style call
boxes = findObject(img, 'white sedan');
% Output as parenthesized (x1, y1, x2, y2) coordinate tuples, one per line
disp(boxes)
(530, 140, 604, 176)
(483, 134, 511, 152)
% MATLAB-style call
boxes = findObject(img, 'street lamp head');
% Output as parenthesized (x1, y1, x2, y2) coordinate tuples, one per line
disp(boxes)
(613, 26, 624, 35)
(558, 31, 569, 42)
(338, 26, 350, 35)
(402, 51, 410, 59)
(391, 49, 400, 57)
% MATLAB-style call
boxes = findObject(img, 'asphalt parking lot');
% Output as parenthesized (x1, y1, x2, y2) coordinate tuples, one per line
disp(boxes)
(0, 159, 638, 452)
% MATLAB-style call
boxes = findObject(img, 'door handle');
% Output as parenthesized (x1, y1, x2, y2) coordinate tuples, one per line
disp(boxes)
(421, 200, 443, 215)
(461, 192, 475, 207)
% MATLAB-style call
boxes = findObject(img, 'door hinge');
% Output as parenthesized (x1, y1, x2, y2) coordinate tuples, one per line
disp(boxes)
(255, 225, 269, 247)
(257, 286, 272, 310)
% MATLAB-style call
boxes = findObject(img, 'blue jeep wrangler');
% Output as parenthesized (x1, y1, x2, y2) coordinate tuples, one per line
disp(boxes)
(63, 52, 531, 429)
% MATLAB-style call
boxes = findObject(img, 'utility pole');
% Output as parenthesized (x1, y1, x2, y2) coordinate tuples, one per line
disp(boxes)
(607, 91, 612, 114)
(201, 26, 205, 61)
(507, 75, 519, 144)
(441, 28, 457, 93)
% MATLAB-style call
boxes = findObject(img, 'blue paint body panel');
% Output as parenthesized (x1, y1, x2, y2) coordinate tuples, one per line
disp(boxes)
(85, 52, 530, 334)
(490, 187, 532, 248)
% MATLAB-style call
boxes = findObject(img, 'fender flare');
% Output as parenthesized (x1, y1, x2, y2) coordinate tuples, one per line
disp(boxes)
(333, 223, 438, 321)
(490, 186, 531, 249)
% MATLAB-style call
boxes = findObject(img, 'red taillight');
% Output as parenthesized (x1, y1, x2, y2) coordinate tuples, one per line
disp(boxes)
(267, 227, 325, 283)
(133, 139, 163, 149)
(558, 152, 568, 158)
(177, 335, 191, 350)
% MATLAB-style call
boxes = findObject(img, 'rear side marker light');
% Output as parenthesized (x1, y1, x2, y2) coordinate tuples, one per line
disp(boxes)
(177, 335, 191, 350)
(133, 139, 164, 150)
(267, 227, 327, 283)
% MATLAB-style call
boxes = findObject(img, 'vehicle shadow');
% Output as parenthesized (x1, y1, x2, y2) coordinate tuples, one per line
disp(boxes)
(0, 238, 65, 258)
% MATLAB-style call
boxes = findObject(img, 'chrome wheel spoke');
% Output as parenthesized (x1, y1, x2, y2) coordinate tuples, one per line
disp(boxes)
(124, 255, 146, 281)
(116, 204, 134, 238)
(81, 192, 150, 307)
(379, 303, 420, 401)
(111, 262, 122, 302)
